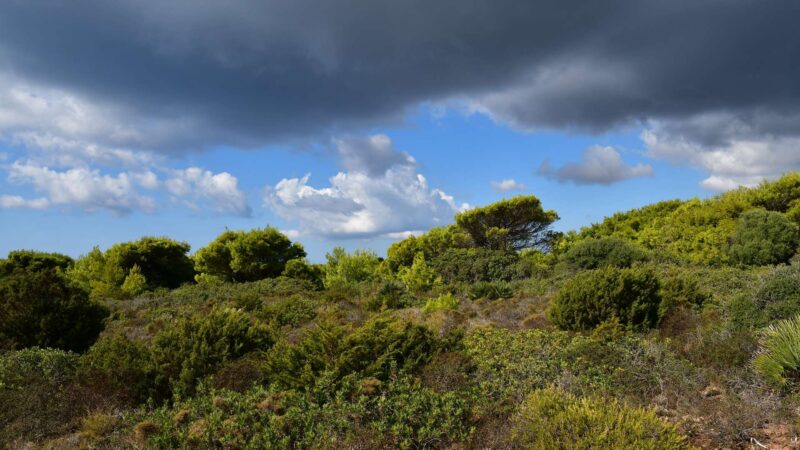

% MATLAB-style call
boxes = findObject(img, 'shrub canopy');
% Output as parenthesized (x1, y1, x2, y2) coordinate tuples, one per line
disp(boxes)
(562, 237, 648, 270)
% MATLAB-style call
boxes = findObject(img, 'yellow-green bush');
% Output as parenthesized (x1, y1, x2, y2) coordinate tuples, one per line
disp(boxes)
(512, 388, 694, 449)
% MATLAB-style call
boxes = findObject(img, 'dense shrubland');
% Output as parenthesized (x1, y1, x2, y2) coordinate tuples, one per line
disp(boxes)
(4, 177, 800, 448)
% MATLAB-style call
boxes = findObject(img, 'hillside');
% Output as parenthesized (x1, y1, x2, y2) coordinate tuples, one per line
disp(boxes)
(5, 175, 800, 448)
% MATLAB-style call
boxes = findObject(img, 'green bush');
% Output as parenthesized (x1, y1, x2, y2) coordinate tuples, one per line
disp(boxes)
(0, 348, 81, 447)
(134, 375, 472, 449)
(422, 293, 459, 314)
(562, 237, 649, 270)
(281, 259, 324, 290)
(323, 247, 380, 287)
(0, 250, 73, 276)
(397, 253, 440, 293)
(548, 266, 662, 331)
(366, 281, 412, 311)
(468, 281, 513, 300)
(150, 308, 274, 398)
(0, 268, 108, 352)
(754, 266, 800, 322)
(431, 248, 521, 284)
(726, 209, 799, 266)
(195, 228, 306, 283)
(512, 388, 693, 449)
(79, 334, 155, 403)
(384, 225, 471, 272)
(753, 314, 800, 388)
(265, 318, 440, 390)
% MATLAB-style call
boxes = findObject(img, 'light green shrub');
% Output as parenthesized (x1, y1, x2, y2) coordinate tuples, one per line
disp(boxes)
(422, 293, 459, 314)
(512, 388, 694, 449)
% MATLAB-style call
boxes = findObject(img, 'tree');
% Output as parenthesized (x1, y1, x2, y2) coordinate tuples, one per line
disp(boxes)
(455, 196, 558, 252)
(726, 209, 799, 266)
(384, 225, 470, 272)
(194, 228, 306, 282)
(281, 259, 324, 290)
(0, 268, 108, 352)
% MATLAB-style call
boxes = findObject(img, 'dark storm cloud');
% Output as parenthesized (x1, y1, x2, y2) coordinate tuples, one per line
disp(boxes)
(0, 0, 799, 151)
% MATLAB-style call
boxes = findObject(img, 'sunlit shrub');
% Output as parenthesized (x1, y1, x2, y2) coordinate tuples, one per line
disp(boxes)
(423, 293, 459, 314)
(431, 248, 521, 284)
(512, 388, 694, 449)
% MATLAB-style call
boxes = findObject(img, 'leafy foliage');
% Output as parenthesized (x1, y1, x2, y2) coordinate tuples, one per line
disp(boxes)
(455, 195, 559, 251)
(726, 209, 799, 266)
(281, 258, 324, 290)
(562, 236, 649, 270)
(0, 267, 108, 352)
(384, 225, 471, 271)
(548, 266, 662, 331)
(398, 253, 440, 293)
(468, 281, 513, 300)
(430, 248, 521, 284)
(195, 228, 306, 283)
(512, 388, 694, 449)
(422, 293, 459, 313)
(0, 250, 73, 276)
(323, 247, 380, 287)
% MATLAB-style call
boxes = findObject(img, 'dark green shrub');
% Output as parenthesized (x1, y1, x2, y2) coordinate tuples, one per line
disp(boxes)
(548, 266, 662, 331)
(726, 209, 799, 266)
(658, 272, 710, 319)
(323, 247, 380, 287)
(0, 268, 108, 352)
(194, 228, 306, 283)
(431, 248, 520, 284)
(260, 296, 317, 328)
(366, 281, 411, 311)
(106, 237, 195, 289)
(562, 237, 648, 270)
(150, 308, 274, 398)
(512, 388, 693, 449)
(468, 281, 513, 300)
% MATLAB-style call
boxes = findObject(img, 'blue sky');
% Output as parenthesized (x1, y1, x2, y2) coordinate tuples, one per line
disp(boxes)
(0, 1, 798, 262)
(0, 106, 708, 262)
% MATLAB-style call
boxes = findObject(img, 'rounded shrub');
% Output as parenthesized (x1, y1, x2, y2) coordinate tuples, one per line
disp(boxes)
(726, 209, 799, 266)
(0, 268, 108, 352)
(548, 266, 662, 331)
(512, 388, 693, 449)
(754, 266, 800, 322)
(562, 237, 648, 270)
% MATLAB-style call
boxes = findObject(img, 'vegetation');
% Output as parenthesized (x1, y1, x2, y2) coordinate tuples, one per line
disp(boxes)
(548, 266, 662, 331)
(6, 174, 800, 448)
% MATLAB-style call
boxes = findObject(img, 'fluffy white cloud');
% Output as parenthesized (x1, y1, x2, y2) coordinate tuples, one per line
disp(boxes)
(6, 162, 156, 213)
(539, 146, 653, 185)
(491, 178, 525, 192)
(265, 135, 466, 238)
(0, 194, 50, 209)
(165, 167, 250, 216)
(643, 115, 800, 191)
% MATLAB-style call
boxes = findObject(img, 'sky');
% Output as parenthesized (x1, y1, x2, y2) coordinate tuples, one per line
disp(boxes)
(0, 0, 799, 262)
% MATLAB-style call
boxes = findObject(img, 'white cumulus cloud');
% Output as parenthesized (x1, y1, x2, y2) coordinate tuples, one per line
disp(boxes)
(165, 167, 250, 216)
(265, 135, 466, 238)
(491, 178, 526, 192)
